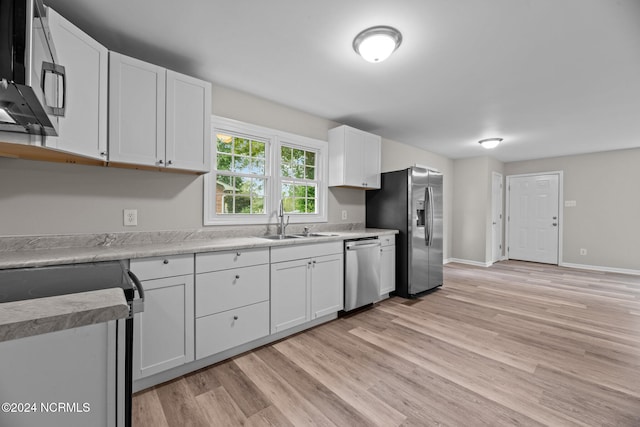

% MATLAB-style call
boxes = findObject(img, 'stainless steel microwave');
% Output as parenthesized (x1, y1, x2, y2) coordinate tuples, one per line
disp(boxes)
(0, 0, 66, 136)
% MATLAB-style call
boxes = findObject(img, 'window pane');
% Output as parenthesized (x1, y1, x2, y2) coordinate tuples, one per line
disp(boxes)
(293, 163, 304, 179)
(281, 147, 292, 177)
(305, 166, 315, 180)
(217, 154, 232, 171)
(251, 159, 265, 175)
(233, 156, 251, 173)
(306, 185, 316, 198)
(293, 149, 304, 165)
(281, 183, 293, 197)
(252, 179, 265, 196)
(294, 198, 306, 213)
(235, 138, 250, 155)
(216, 134, 233, 153)
(307, 199, 316, 213)
(283, 197, 294, 213)
(235, 195, 251, 214)
(251, 196, 264, 214)
(305, 151, 316, 166)
(293, 185, 306, 197)
(251, 141, 265, 159)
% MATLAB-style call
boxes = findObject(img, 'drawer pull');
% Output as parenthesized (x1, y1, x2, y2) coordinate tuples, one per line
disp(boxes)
(235, 275, 240, 279)
(163, 259, 169, 265)
(236, 252, 241, 257)
(233, 315, 238, 320)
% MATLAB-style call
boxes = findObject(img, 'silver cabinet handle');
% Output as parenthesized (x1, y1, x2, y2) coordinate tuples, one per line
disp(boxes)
(552, 223, 558, 226)
(167, 160, 173, 165)
(158, 159, 164, 165)
(163, 259, 169, 265)
(233, 315, 238, 320)
(100, 151, 107, 157)
(235, 274, 240, 279)
(236, 252, 241, 257)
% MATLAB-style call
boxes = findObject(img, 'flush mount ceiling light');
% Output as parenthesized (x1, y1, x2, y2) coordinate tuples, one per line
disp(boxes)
(478, 138, 503, 149)
(353, 26, 402, 63)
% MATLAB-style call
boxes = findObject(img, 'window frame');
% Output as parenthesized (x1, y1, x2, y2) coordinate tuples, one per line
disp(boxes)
(204, 116, 328, 225)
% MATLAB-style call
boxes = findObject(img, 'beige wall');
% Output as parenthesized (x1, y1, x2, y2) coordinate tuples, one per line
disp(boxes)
(380, 139, 454, 261)
(451, 156, 504, 265)
(504, 148, 640, 271)
(0, 84, 442, 238)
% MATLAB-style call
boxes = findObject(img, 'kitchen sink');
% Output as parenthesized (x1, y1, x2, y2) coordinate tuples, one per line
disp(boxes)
(292, 233, 339, 238)
(258, 235, 302, 240)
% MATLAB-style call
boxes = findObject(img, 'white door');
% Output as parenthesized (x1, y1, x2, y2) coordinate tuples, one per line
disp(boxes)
(491, 172, 503, 263)
(508, 174, 560, 264)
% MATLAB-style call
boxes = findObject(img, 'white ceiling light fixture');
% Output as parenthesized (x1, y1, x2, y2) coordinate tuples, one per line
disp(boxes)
(353, 26, 402, 63)
(478, 138, 503, 149)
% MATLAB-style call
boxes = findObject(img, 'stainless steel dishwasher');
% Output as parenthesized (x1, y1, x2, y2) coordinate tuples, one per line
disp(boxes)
(344, 237, 381, 311)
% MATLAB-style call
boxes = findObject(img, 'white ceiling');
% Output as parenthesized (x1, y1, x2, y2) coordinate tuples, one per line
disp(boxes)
(45, 0, 640, 162)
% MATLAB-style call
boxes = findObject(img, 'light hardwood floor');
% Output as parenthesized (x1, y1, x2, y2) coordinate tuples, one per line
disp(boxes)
(133, 261, 640, 426)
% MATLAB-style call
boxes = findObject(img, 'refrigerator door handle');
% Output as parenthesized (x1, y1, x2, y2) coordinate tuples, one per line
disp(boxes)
(424, 187, 430, 246)
(428, 187, 434, 246)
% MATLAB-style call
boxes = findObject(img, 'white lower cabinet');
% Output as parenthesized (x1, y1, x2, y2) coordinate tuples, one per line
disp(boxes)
(196, 301, 269, 359)
(380, 236, 396, 296)
(195, 248, 270, 359)
(271, 242, 344, 334)
(130, 255, 195, 380)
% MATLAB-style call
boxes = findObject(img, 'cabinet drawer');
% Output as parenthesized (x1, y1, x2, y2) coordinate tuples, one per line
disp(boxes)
(271, 241, 343, 263)
(130, 254, 193, 281)
(380, 235, 396, 247)
(195, 265, 269, 317)
(196, 248, 269, 273)
(195, 301, 269, 359)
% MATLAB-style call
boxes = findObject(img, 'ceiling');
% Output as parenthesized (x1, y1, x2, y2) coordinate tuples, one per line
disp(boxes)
(45, 0, 640, 162)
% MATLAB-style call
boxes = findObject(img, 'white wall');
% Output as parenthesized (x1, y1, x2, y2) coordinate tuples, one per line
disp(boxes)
(380, 139, 454, 261)
(504, 148, 640, 271)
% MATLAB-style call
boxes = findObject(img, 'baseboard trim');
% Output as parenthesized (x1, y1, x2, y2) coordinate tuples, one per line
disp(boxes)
(559, 262, 640, 276)
(447, 258, 492, 268)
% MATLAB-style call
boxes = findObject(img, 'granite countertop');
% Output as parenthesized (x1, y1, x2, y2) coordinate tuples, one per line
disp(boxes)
(0, 288, 129, 342)
(0, 228, 398, 269)
(0, 226, 397, 342)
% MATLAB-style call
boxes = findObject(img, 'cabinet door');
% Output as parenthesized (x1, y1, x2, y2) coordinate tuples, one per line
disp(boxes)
(46, 8, 108, 160)
(380, 244, 396, 296)
(133, 274, 194, 379)
(109, 52, 165, 166)
(342, 126, 365, 187)
(270, 259, 310, 334)
(165, 70, 211, 172)
(311, 253, 344, 318)
(363, 132, 381, 189)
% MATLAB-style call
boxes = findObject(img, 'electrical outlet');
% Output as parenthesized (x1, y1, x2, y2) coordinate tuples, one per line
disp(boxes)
(341, 210, 348, 220)
(579, 248, 587, 256)
(123, 209, 138, 226)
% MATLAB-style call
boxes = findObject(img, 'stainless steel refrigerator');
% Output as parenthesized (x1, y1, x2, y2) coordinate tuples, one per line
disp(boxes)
(366, 167, 443, 298)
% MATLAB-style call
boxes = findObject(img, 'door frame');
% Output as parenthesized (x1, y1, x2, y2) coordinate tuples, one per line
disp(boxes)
(505, 171, 564, 265)
(491, 172, 504, 264)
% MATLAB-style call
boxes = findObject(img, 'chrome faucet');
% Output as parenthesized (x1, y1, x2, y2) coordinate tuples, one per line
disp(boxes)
(278, 199, 290, 238)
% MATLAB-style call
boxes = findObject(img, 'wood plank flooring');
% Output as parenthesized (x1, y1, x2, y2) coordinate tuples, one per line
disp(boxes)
(132, 261, 640, 426)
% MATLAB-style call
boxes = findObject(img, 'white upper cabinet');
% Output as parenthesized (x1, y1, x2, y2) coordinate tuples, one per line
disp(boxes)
(328, 125, 381, 189)
(109, 52, 165, 167)
(109, 52, 211, 172)
(45, 8, 108, 160)
(166, 71, 211, 171)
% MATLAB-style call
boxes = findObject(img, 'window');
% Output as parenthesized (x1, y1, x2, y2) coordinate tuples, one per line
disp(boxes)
(280, 145, 318, 214)
(215, 133, 267, 214)
(204, 116, 327, 225)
